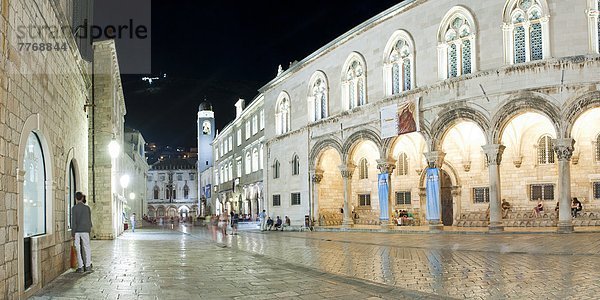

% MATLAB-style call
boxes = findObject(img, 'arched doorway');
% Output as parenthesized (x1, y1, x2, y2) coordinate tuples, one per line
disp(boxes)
(440, 170, 453, 226)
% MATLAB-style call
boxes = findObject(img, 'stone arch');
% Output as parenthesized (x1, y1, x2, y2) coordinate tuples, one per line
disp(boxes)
(309, 137, 343, 169)
(342, 128, 382, 163)
(383, 132, 430, 161)
(431, 106, 491, 150)
(563, 91, 600, 138)
(502, 0, 550, 24)
(491, 93, 561, 143)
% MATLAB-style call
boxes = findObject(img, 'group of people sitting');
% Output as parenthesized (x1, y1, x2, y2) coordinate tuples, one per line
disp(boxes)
(533, 197, 583, 218)
(265, 216, 291, 231)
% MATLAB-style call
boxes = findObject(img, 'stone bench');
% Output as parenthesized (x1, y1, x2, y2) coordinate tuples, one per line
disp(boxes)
(456, 208, 600, 227)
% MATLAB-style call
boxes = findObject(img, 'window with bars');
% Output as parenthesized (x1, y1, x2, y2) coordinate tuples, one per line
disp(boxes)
(395, 191, 411, 205)
(292, 155, 300, 175)
(358, 194, 371, 207)
(389, 39, 412, 94)
(510, 1, 545, 63)
(473, 187, 490, 203)
(537, 135, 555, 165)
(530, 23, 543, 61)
(291, 193, 301, 205)
(311, 77, 328, 122)
(392, 64, 400, 95)
(442, 15, 474, 79)
(359, 158, 368, 179)
(594, 182, 600, 200)
(345, 59, 366, 109)
(448, 44, 458, 78)
(403, 59, 411, 91)
(273, 160, 280, 179)
(514, 26, 526, 63)
(273, 194, 281, 206)
(530, 184, 555, 201)
(462, 40, 472, 74)
(397, 153, 408, 176)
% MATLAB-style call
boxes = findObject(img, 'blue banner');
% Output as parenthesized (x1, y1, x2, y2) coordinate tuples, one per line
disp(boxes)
(426, 168, 440, 220)
(378, 173, 389, 221)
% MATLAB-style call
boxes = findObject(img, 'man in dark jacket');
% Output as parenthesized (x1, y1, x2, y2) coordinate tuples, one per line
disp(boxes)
(72, 192, 93, 273)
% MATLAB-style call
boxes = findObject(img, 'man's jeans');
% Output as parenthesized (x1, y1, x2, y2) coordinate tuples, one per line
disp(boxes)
(74, 232, 92, 268)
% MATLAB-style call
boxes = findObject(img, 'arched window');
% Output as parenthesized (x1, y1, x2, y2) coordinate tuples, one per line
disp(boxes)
(342, 53, 367, 110)
(259, 144, 264, 170)
(438, 7, 476, 79)
(595, 133, 600, 162)
(172, 187, 177, 200)
(252, 148, 259, 172)
(292, 155, 300, 175)
(245, 152, 251, 175)
(308, 72, 328, 122)
(184, 184, 189, 199)
(397, 153, 409, 176)
(359, 158, 369, 180)
(276, 93, 291, 135)
(384, 31, 415, 95)
(23, 132, 46, 237)
(165, 187, 171, 200)
(153, 185, 159, 199)
(67, 162, 76, 229)
(537, 135, 555, 165)
(273, 160, 280, 179)
(503, 0, 549, 64)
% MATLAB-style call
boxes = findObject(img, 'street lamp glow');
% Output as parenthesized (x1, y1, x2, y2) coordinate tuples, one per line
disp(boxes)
(108, 138, 120, 158)
(129, 192, 136, 200)
(120, 174, 130, 189)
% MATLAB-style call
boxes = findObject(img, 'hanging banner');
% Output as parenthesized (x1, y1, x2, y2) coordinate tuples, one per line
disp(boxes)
(380, 99, 419, 139)
(426, 168, 440, 221)
(378, 173, 390, 221)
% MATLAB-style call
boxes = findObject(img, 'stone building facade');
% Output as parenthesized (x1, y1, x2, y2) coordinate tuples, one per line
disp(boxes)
(213, 98, 265, 217)
(122, 128, 150, 223)
(0, 0, 91, 298)
(197, 102, 215, 216)
(260, 0, 600, 232)
(146, 158, 199, 221)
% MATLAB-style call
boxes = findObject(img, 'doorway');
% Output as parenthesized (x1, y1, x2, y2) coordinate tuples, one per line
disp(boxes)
(440, 170, 453, 226)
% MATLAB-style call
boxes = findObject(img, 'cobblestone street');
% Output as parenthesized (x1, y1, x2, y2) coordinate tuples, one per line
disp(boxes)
(32, 225, 600, 299)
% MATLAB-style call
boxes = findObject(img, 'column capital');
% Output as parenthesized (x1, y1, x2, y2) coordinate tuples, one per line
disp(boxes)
(339, 164, 355, 179)
(424, 151, 445, 169)
(376, 159, 396, 175)
(482, 144, 506, 166)
(553, 138, 575, 161)
(311, 169, 324, 183)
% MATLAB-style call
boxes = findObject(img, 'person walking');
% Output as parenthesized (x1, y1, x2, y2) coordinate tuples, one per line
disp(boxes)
(130, 213, 136, 232)
(72, 192, 93, 273)
(259, 210, 267, 231)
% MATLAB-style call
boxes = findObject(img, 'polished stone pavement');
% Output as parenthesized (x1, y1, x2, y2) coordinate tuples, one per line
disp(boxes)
(31, 224, 600, 299)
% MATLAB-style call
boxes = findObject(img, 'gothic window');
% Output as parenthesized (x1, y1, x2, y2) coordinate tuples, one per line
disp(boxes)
(184, 184, 189, 199)
(292, 155, 300, 175)
(537, 135, 555, 165)
(153, 185, 159, 199)
(308, 72, 328, 122)
(276, 94, 291, 135)
(439, 10, 476, 79)
(385, 33, 414, 96)
(23, 132, 46, 237)
(273, 160, 280, 179)
(504, 0, 549, 64)
(359, 158, 368, 179)
(342, 54, 367, 110)
(245, 152, 251, 175)
(397, 153, 409, 176)
(252, 148, 259, 172)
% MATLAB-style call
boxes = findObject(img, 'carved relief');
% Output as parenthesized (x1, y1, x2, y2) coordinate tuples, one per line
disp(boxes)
(553, 138, 575, 161)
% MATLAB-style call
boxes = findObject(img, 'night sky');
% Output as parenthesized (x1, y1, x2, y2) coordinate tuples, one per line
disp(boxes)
(121, 1, 401, 148)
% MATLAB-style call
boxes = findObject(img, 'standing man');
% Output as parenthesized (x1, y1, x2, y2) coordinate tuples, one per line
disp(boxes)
(130, 213, 136, 232)
(259, 209, 267, 231)
(72, 192, 93, 273)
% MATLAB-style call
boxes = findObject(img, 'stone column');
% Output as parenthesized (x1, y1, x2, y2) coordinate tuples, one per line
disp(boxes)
(482, 144, 506, 233)
(553, 138, 575, 233)
(339, 164, 355, 227)
(310, 169, 323, 227)
(424, 151, 445, 231)
(377, 159, 396, 229)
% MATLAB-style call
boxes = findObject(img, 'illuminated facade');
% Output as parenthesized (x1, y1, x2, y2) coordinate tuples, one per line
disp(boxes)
(260, 0, 600, 232)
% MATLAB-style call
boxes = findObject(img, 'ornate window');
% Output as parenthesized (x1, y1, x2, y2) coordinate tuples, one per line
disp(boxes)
(23, 132, 46, 237)
(384, 31, 415, 95)
(153, 185, 159, 199)
(359, 158, 368, 179)
(308, 71, 328, 122)
(438, 7, 476, 79)
(397, 153, 409, 176)
(292, 155, 300, 175)
(342, 53, 367, 110)
(245, 152, 251, 175)
(537, 135, 555, 165)
(252, 148, 259, 172)
(275, 93, 291, 135)
(503, 0, 549, 64)
(184, 184, 189, 199)
(273, 160, 280, 179)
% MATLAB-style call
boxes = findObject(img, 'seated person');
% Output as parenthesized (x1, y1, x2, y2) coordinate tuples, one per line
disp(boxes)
(266, 217, 274, 230)
(533, 200, 544, 218)
(501, 199, 511, 218)
(571, 197, 583, 218)
(274, 216, 283, 230)
(283, 216, 291, 230)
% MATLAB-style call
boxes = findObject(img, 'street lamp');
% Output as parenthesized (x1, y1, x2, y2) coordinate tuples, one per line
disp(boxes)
(120, 174, 130, 189)
(108, 137, 120, 159)
(129, 192, 136, 200)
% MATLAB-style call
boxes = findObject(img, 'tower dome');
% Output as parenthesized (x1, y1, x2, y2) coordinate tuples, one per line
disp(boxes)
(198, 101, 213, 112)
